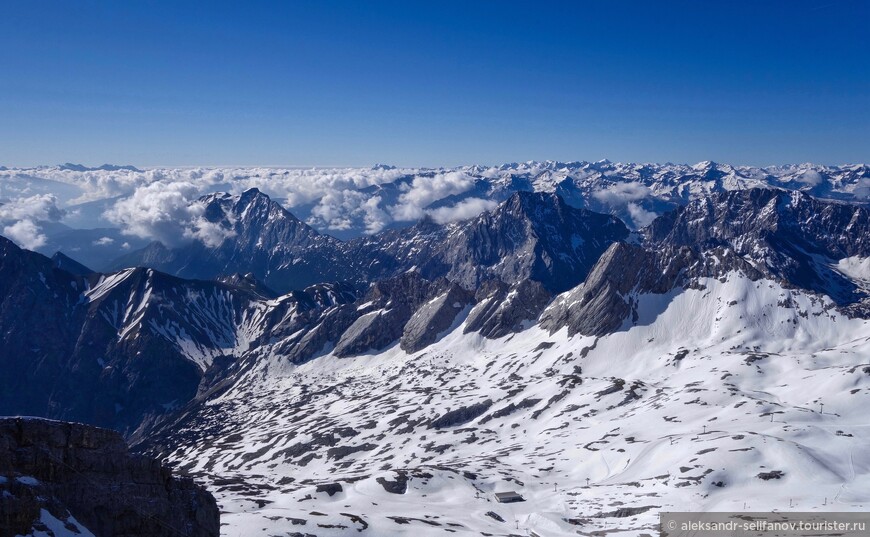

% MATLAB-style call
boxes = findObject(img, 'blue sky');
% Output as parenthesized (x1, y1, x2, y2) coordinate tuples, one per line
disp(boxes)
(0, 0, 867, 167)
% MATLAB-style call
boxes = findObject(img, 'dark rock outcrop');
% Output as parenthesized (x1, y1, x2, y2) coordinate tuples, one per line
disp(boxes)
(405, 191, 629, 293)
(333, 272, 452, 357)
(114, 190, 628, 295)
(0, 417, 219, 537)
(0, 236, 271, 434)
(111, 188, 354, 292)
(540, 242, 667, 337)
(216, 272, 279, 298)
(430, 400, 493, 429)
(542, 188, 870, 338)
(464, 279, 552, 338)
(50, 251, 93, 276)
(400, 284, 474, 352)
(645, 188, 870, 304)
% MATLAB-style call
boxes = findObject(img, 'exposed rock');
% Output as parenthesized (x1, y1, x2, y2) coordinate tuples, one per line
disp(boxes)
(400, 284, 474, 352)
(542, 188, 870, 338)
(756, 470, 785, 480)
(430, 400, 493, 429)
(645, 188, 870, 304)
(464, 279, 552, 338)
(541, 242, 665, 337)
(595, 505, 660, 518)
(334, 272, 450, 357)
(376, 471, 409, 494)
(114, 190, 628, 295)
(111, 188, 354, 292)
(315, 483, 343, 496)
(414, 191, 629, 292)
(50, 251, 93, 275)
(0, 417, 219, 537)
(0, 236, 274, 434)
(216, 272, 278, 298)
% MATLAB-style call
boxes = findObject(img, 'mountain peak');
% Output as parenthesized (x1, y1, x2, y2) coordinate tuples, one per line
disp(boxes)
(235, 187, 275, 210)
(239, 186, 264, 198)
(500, 190, 564, 217)
(51, 251, 93, 275)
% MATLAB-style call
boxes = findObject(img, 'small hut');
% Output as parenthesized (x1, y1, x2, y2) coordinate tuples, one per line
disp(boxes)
(494, 491, 525, 503)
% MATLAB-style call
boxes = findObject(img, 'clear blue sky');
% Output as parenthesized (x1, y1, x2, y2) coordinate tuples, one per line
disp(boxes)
(0, 0, 867, 167)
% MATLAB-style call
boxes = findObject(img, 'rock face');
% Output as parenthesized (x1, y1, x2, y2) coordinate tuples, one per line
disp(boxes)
(0, 236, 272, 435)
(114, 190, 628, 295)
(416, 191, 629, 292)
(543, 188, 870, 337)
(351, 191, 629, 293)
(334, 272, 452, 357)
(111, 188, 354, 292)
(401, 284, 474, 352)
(6, 186, 870, 439)
(540, 242, 665, 337)
(645, 188, 870, 303)
(464, 279, 552, 339)
(0, 417, 219, 537)
(50, 251, 93, 276)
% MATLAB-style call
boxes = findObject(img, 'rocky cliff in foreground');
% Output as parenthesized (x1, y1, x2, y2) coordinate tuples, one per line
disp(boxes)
(0, 417, 219, 537)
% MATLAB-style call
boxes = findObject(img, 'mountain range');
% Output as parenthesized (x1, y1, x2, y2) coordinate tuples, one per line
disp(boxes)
(1, 167, 869, 535)
(2, 160, 868, 268)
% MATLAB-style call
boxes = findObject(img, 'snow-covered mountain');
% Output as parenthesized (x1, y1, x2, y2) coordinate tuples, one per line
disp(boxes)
(113, 189, 629, 294)
(109, 188, 355, 292)
(138, 277, 870, 536)
(1, 174, 870, 535)
(1, 161, 868, 272)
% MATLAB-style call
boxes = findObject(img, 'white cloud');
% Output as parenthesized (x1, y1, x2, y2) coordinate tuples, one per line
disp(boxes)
(427, 198, 498, 224)
(795, 170, 823, 186)
(360, 196, 391, 234)
(3, 220, 46, 250)
(103, 182, 203, 246)
(308, 190, 389, 233)
(390, 172, 476, 221)
(183, 204, 237, 248)
(0, 194, 65, 251)
(0, 194, 64, 222)
(233, 167, 406, 208)
(93, 236, 114, 246)
(591, 182, 650, 205)
(627, 202, 657, 228)
(1, 166, 413, 240)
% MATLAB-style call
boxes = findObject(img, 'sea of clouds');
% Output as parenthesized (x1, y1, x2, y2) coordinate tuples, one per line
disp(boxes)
(0, 162, 867, 255)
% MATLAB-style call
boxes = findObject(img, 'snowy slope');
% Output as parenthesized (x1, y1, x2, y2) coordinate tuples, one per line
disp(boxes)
(141, 274, 870, 537)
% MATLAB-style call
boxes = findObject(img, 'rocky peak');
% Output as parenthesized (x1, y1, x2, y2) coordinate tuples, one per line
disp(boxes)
(464, 279, 552, 339)
(542, 189, 870, 338)
(202, 188, 319, 245)
(645, 188, 870, 256)
(50, 251, 93, 275)
(400, 283, 474, 352)
(498, 190, 565, 219)
(333, 272, 454, 357)
(540, 242, 662, 337)
(423, 191, 629, 292)
(643, 188, 870, 301)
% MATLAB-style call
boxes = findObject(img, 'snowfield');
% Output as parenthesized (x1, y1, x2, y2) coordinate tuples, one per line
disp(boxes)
(149, 274, 870, 536)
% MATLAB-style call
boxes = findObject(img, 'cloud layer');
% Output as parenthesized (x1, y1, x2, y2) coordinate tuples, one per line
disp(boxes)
(0, 194, 65, 249)
(0, 161, 865, 253)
